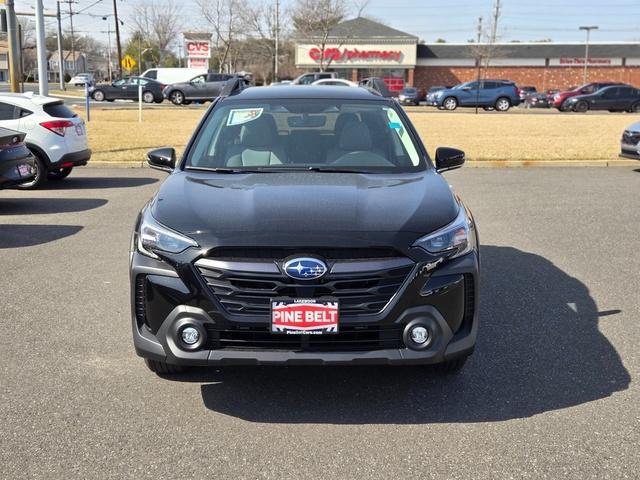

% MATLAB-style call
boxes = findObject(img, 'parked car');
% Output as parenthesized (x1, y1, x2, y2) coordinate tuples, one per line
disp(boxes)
(519, 86, 537, 102)
(0, 128, 36, 189)
(0, 93, 91, 188)
(432, 80, 521, 111)
(524, 92, 551, 108)
(398, 86, 426, 106)
(358, 77, 392, 97)
(312, 78, 358, 87)
(292, 72, 337, 85)
(90, 77, 165, 103)
(163, 73, 243, 105)
(69, 73, 95, 87)
(564, 85, 640, 113)
(552, 82, 626, 111)
(142, 67, 208, 85)
(425, 86, 450, 106)
(620, 121, 640, 159)
(132, 84, 479, 375)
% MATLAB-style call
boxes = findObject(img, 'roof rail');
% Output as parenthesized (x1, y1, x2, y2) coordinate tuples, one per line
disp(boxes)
(220, 76, 249, 97)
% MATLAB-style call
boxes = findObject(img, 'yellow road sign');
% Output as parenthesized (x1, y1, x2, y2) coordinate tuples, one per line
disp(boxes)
(121, 54, 137, 71)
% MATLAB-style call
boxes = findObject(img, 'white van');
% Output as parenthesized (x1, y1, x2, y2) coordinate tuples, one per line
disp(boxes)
(141, 68, 207, 85)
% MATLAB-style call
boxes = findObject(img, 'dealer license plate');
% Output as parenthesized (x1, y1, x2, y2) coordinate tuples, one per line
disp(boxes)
(17, 164, 31, 177)
(271, 298, 339, 334)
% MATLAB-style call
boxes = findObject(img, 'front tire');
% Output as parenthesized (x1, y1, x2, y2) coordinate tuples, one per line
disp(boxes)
(442, 96, 458, 111)
(494, 97, 511, 111)
(574, 101, 589, 113)
(92, 90, 105, 101)
(47, 167, 73, 180)
(144, 358, 186, 375)
(629, 102, 640, 113)
(142, 91, 155, 103)
(170, 90, 185, 105)
(16, 152, 47, 189)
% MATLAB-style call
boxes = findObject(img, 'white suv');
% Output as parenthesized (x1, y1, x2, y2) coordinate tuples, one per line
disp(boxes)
(0, 93, 91, 188)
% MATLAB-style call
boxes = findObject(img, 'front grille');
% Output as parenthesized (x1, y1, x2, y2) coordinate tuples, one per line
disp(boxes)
(622, 130, 640, 145)
(204, 324, 404, 351)
(195, 255, 414, 316)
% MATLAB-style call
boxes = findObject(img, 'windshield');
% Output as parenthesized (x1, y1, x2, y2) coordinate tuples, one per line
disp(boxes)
(185, 99, 425, 173)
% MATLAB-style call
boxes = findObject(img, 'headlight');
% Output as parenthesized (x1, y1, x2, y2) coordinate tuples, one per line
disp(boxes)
(137, 209, 198, 259)
(413, 204, 476, 259)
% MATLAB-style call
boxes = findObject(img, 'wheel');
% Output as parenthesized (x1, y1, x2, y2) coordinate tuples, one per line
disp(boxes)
(629, 102, 640, 113)
(442, 96, 458, 111)
(432, 356, 468, 374)
(142, 91, 155, 103)
(92, 90, 105, 101)
(16, 151, 47, 189)
(574, 101, 589, 113)
(494, 97, 511, 111)
(47, 167, 73, 180)
(170, 90, 185, 105)
(144, 358, 185, 375)
(154, 98, 163, 104)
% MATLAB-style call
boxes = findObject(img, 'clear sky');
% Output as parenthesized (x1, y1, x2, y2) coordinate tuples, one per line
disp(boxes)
(25, 0, 640, 48)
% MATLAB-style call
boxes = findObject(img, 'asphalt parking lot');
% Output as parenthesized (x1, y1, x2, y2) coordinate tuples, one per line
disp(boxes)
(1, 167, 638, 479)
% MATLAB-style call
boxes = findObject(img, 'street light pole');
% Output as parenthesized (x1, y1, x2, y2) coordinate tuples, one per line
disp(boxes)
(579, 26, 598, 84)
(56, 1, 65, 89)
(35, 0, 48, 95)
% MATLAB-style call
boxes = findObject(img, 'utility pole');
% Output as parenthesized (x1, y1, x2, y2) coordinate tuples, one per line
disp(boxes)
(475, 16, 483, 115)
(489, 0, 501, 45)
(579, 26, 598, 84)
(62, 0, 78, 74)
(274, 0, 279, 82)
(35, 0, 48, 95)
(5, 0, 21, 92)
(56, 1, 65, 89)
(112, 0, 123, 78)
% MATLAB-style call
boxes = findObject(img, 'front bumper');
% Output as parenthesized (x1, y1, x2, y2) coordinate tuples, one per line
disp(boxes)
(130, 248, 480, 366)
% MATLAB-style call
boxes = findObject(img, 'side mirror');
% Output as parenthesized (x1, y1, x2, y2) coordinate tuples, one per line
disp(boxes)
(147, 147, 176, 173)
(435, 147, 465, 173)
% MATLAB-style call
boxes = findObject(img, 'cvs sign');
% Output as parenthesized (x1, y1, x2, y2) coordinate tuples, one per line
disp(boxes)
(185, 40, 211, 59)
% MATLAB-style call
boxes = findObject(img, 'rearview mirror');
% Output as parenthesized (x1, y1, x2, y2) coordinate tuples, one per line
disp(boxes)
(147, 147, 176, 173)
(435, 147, 465, 173)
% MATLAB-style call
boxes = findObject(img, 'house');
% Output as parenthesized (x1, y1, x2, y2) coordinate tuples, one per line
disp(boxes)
(48, 50, 88, 81)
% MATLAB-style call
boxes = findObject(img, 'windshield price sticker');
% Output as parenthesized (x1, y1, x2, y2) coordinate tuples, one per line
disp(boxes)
(227, 108, 264, 126)
(271, 299, 339, 334)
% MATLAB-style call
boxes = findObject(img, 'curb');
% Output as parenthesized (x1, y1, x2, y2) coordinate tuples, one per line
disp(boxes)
(84, 160, 639, 169)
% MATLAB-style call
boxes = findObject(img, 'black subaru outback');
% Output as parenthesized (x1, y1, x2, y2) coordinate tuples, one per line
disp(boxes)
(131, 84, 479, 375)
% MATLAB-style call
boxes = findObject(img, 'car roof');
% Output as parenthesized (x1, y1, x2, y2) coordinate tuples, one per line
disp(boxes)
(226, 85, 387, 101)
(0, 92, 60, 106)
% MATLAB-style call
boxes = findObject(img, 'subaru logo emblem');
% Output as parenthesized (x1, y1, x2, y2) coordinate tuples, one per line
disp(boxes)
(283, 257, 328, 281)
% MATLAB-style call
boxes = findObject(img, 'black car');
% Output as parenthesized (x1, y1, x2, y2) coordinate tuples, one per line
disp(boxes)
(91, 77, 165, 103)
(398, 87, 422, 105)
(0, 128, 36, 189)
(519, 86, 537, 102)
(524, 92, 551, 108)
(163, 73, 242, 105)
(131, 84, 479, 375)
(358, 77, 392, 97)
(565, 85, 640, 113)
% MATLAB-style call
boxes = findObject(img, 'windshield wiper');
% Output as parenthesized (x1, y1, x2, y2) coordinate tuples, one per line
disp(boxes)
(185, 166, 373, 174)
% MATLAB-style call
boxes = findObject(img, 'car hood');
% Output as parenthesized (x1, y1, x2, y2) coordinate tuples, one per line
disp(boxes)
(151, 170, 459, 248)
(625, 121, 640, 133)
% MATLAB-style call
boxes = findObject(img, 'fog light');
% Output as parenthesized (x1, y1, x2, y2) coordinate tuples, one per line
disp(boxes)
(181, 326, 200, 345)
(410, 326, 430, 345)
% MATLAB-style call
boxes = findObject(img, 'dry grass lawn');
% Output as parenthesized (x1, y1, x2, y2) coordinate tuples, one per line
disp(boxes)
(75, 106, 634, 163)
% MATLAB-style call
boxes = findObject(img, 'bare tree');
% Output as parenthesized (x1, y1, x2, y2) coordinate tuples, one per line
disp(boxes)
(196, 0, 246, 73)
(130, 0, 182, 65)
(291, 0, 348, 71)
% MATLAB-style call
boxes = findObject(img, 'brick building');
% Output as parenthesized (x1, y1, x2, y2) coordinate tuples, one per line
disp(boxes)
(295, 17, 640, 92)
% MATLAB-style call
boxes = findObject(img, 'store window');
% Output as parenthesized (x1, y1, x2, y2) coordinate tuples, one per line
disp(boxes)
(358, 69, 407, 92)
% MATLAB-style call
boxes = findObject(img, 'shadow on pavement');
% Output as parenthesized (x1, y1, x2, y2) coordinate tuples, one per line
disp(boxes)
(0, 224, 82, 248)
(170, 245, 629, 424)
(0, 198, 107, 215)
(42, 176, 159, 190)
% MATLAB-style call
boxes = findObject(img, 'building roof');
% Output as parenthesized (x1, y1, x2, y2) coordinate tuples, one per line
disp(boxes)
(418, 42, 640, 59)
(50, 50, 86, 61)
(299, 17, 418, 44)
